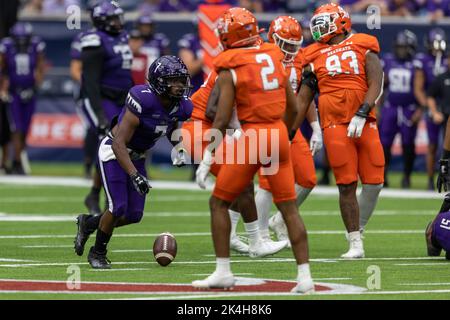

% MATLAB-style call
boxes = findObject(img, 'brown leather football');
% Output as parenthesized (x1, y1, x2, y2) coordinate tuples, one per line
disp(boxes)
(153, 232, 177, 266)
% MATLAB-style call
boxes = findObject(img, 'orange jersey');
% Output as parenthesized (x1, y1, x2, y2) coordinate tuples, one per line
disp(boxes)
(213, 42, 287, 123)
(286, 52, 304, 94)
(190, 71, 218, 123)
(301, 33, 380, 127)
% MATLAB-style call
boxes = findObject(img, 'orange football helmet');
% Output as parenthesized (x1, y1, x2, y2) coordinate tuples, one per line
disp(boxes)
(268, 15, 303, 63)
(310, 3, 352, 44)
(216, 7, 260, 49)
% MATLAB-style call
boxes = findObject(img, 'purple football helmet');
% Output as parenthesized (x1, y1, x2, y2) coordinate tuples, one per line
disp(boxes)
(394, 29, 417, 60)
(425, 28, 447, 53)
(10, 22, 33, 51)
(147, 55, 192, 100)
(91, 0, 124, 35)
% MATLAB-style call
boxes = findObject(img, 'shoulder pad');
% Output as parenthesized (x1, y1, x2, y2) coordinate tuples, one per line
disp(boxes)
(81, 33, 101, 49)
(126, 86, 147, 114)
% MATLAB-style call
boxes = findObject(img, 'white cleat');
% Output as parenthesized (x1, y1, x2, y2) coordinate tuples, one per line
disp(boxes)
(291, 278, 315, 294)
(249, 238, 287, 258)
(230, 234, 249, 253)
(269, 213, 291, 248)
(192, 271, 235, 290)
(341, 239, 365, 259)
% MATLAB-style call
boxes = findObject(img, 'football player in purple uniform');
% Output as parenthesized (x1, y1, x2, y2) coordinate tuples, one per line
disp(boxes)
(414, 28, 448, 190)
(74, 55, 193, 269)
(136, 14, 171, 66)
(380, 30, 421, 188)
(79, 1, 133, 216)
(0, 22, 45, 175)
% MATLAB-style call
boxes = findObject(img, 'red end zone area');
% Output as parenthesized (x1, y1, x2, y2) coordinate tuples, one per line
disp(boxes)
(0, 278, 366, 296)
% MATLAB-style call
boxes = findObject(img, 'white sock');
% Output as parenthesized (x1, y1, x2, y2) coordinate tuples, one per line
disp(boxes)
(228, 210, 240, 237)
(216, 257, 231, 274)
(295, 184, 313, 207)
(297, 263, 312, 281)
(255, 188, 273, 236)
(348, 231, 361, 242)
(358, 184, 382, 230)
(244, 220, 260, 247)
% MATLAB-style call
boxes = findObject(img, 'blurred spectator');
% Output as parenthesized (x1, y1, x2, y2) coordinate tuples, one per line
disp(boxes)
(339, 0, 386, 14)
(42, 0, 80, 14)
(237, 0, 263, 12)
(21, 0, 44, 15)
(427, 0, 450, 19)
(385, 0, 419, 16)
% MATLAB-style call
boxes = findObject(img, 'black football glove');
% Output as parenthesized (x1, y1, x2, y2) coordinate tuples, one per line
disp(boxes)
(130, 172, 151, 195)
(437, 159, 450, 193)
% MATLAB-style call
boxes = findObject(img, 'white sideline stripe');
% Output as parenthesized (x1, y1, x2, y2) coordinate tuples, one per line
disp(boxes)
(21, 245, 73, 248)
(90, 268, 152, 272)
(399, 282, 450, 286)
(121, 289, 450, 300)
(0, 257, 442, 268)
(0, 176, 443, 199)
(395, 263, 450, 266)
(0, 196, 210, 203)
(0, 230, 426, 239)
(0, 210, 438, 221)
(111, 249, 153, 253)
(0, 258, 38, 262)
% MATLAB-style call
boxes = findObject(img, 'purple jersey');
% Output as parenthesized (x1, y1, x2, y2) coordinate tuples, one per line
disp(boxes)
(0, 36, 45, 91)
(382, 53, 417, 107)
(119, 84, 193, 152)
(80, 29, 133, 91)
(177, 33, 203, 93)
(140, 33, 170, 66)
(414, 52, 448, 89)
(432, 211, 450, 251)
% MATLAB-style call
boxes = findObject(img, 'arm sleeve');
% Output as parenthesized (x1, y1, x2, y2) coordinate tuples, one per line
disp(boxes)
(81, 46, 107, 127)
(125, 88, 144, 117)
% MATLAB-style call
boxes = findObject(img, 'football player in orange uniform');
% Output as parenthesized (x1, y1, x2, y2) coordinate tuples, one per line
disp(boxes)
(293, 3, 384, 258)
(255, 15, 322, 246)
(182, 70, 287, 257)
(192, 7, 314, 293)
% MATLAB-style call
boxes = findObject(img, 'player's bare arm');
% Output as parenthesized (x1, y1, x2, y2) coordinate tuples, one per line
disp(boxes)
(284, 76, 298, 130)
(305, 100, 318, 124)
(205, 80, 220, 121)
(111, 108, 140, 176)
(70, 59, 82, 83)
(364, 52, 384, 108)
(35, 52, 46, 87)
(291, 65, 315, 135)
(211, 69, 235, 138)
(414, 69, 428, 108)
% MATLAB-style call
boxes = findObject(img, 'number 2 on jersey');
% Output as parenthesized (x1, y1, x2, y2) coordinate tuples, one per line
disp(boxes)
(255, 53, 279, 91)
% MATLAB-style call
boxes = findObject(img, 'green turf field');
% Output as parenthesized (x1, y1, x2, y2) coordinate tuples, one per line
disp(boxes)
(0, 175, 449, 300)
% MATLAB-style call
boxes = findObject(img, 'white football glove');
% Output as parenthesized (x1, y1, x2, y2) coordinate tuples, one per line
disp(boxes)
(309, 121, 323, 156)
(196, 149, 213, 189)
(347, 115, 366, 138)
(172, 147, 188, 167)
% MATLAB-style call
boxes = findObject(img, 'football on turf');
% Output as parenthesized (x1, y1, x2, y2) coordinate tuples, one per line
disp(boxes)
(153, 232, 177, 266)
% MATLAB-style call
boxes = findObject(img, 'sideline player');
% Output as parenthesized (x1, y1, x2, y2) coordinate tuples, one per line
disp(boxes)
(293, 3, 385, 258)
(193, 7, 314, 293)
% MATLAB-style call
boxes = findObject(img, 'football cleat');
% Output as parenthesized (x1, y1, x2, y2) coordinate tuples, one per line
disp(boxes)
(269, 213, 291, 247)
(249, 238, 287, 258)
(291, 278, 315, 294)
(74, 214, 93, 256)
(192, 271, 235, 290)
(230, 234, 249, 254)
(84, 191, 101, 216)
(87, 246, 111, 269)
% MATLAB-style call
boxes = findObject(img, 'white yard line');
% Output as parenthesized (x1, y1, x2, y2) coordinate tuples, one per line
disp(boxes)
(0, 176, 443, 199)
